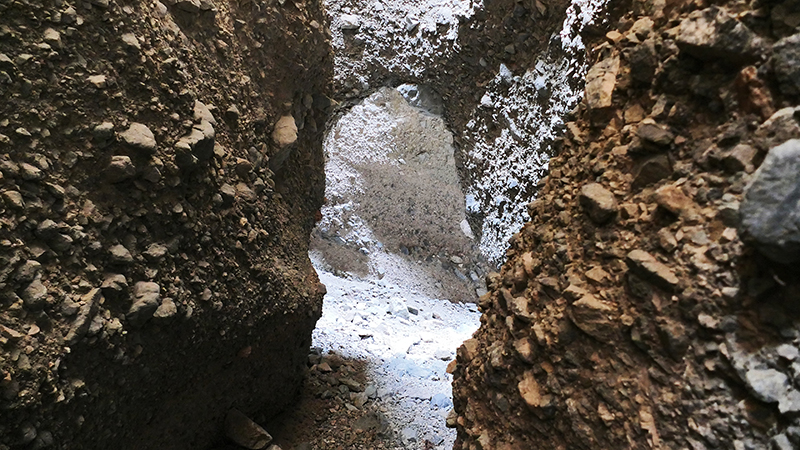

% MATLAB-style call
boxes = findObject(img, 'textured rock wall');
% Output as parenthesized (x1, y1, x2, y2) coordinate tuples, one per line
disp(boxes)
(0, 0, 331, 447)
(452, 0, 800, 448)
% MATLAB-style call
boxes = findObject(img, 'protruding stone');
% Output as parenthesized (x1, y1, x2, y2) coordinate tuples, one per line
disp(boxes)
(739, 139, 800, 263)
(105, 155, 136, 183)
(87, 74, 107, 88)
(14, 260, 41, 284)
(772, 33, 800, 97)
(632, 154, 672, 188)
(272, 115, 297, 147)
(121, 33, 141, 51)
(676, 6, 765, 65)
(109, 244, 134, 265)
(517, 371, 554, 419)
(225, 409, 272, 449)
(654, 184, 694, 216)
(65, 289, 101, 344)
(513, 338, 536, 364)
(21, 277, 47, 310)
(225, 105, 240, 126)
(175, 0, 201, 12)
(101, 273, 128, 302)
(568, 294, 617, 343)
(175, 120, 215, 168)
(93, 122, 115, 144)
(2, 190, 24, 209)
(722, 144, 757, 173)
(43, 28, 62, 49)
(636, 123, 674, 148)
(626, 250, 679, 291)
(127, 282, 161, 328)
(19, 162, 43, 180)
(584, 55, 619, 111)
(119, 123, 156, 154)
(339, 14, 360, 30)
(754, 107, 800, 150)
(745, 368, 789, 404)
(153, 298, 177, 320)
(193, 100, 217, 125)
(579, 183, 618, 224)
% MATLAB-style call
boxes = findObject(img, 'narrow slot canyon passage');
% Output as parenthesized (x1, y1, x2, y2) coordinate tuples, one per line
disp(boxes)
(6, 0, 800, 446)
(305, 86, 486, 449)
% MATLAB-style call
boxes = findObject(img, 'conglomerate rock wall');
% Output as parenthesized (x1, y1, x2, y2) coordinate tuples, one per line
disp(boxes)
(452, 0, 800, 448)
(0, 0, 332, 447)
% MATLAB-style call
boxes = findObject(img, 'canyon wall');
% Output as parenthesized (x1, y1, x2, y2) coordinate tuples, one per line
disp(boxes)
(0, 0, 331, 447)
(452, 0, 800, 448)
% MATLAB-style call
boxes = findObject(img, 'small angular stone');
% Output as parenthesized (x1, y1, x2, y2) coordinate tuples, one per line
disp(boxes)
(568, 294, 617, 343)
(119, 123, 156, 154)
(579, 183, 618, 224)
(225, 409, 272, 449)
(722, 144, 757, 173)
(109, 244, 134, 264)
(626, 250, 679, 291)
(127, 281, 161, 327)
(105, 155, 136, 183)
(654, 184, 693, 216)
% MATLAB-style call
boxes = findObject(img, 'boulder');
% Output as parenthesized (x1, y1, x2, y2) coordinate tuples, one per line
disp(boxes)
(772, 33, 800, 97)
(739, 139, 800, 263)
(676, 6, 765, 65)
(584, 55, 619, 110)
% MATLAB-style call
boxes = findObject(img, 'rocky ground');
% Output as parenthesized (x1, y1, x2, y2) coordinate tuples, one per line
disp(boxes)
(452, 0, 800, 448)
(222, 253, 480, 450)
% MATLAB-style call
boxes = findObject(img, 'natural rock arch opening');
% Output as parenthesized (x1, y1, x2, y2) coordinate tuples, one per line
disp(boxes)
(305, 84, 487, 448)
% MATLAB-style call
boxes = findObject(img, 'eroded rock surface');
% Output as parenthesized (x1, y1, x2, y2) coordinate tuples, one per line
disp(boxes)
(0, 0, 331, 448)
(452, 1, 800, 449)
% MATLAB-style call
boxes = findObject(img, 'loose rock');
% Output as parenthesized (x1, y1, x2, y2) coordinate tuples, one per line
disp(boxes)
(625, 250, 679, 291)
(119, 123, 157, 154)
(224, 409, 272, 449)
(739, 139, 800, 263)
(579, 183, 618, 224)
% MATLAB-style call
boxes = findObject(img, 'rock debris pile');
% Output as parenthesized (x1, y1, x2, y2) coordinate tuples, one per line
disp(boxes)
(452, 0, 800, 448)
